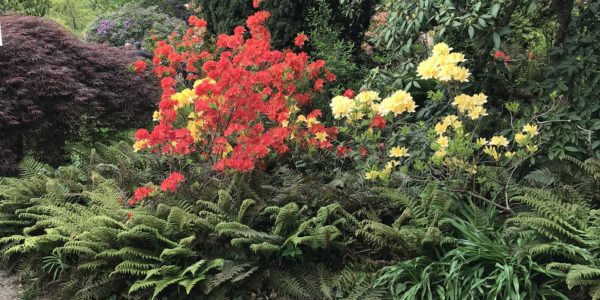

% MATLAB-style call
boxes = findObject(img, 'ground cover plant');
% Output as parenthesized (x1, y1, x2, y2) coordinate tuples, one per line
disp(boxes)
(1, 0, 599, 299)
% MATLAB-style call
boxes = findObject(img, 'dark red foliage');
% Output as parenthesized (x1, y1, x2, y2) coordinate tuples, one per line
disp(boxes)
(0, 15, 159, 175)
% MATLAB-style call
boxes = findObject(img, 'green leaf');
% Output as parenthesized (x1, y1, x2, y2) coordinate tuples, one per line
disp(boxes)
(468, 25, 475, 38)
(564, 146, 581, 153)
(492, 32, 501, 48)
(491, 4, 500, 18)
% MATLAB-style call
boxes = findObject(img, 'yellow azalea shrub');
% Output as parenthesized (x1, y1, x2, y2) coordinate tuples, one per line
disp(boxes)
(330, 42, 541, 183)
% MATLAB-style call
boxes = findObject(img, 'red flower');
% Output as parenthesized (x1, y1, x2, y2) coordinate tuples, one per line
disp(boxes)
(132, 60, 147, 73)
(160, 172, 185, 192)
(294, 33, 309, 48)
(493, 50, 511, 64)
(314, 79, 324, 90)
(127, 211, 133, 220)
(343, 89, 355, 98)
(371, 114, 386, 129)
(336, 145, 350, 157)
(359, 146, 368, 156)
(128, 186, 154, 205)
(253, 0, 263, 8)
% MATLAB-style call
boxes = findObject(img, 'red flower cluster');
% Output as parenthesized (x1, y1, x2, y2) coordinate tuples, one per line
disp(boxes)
(370, 114, 386, 129)
(135, 10, 337, 173)
(128, 186, 154, 205)
(160, 172, 185, 192)
(132, 60, 147, 73)
(294, 33, 309, 48)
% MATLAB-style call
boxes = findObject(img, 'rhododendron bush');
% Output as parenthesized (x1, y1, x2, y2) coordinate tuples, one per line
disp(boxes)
(330, 43, 542, 213)
(131, 10, 337, 201)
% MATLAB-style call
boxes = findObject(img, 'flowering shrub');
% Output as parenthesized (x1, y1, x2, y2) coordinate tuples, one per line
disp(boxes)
(130, 8, 338, 202)
(331, 43, 541, 192)
(85, 3, 186, 50)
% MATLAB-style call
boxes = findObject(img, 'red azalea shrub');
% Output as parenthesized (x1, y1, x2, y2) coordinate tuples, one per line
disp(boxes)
(134, 10, 337, 174)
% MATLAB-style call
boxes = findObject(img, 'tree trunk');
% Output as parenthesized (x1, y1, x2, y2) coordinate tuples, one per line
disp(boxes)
(552, 0, 575, 47)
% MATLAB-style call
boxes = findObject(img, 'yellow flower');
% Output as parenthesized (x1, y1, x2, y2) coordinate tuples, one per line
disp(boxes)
(468, 105, 488, 120)
(526, 144, 539, 153)
(356, 91, 380, 104)
(378, 90, 416, 116)
(432, 43, 451, 56)
(437, 64, 454, 81)
(152, 111, 161, 121)
(515, 133, 528, 145)
(437, 135, 449, 149)
(348, 112, 365, 122)
(389, 146, 410, 158)
(446, 52, 466, 63)
(315, 131, 328, 142)
(370, 103, 380, 113)
(489, 136, 509, 147)
(434, 122, 448, 136)
(171, 89, 196, 108)
(504, 151, 515, 159)
(452, 93, 487, 118)
(476, 137, 488, 146)
(187, 119, 204, 141)
(193, 77, 215, 88)
(452, 94, 471, 114)
(442, 115, 460, 128)
(471, 93, 488, 106)
(385, 160, 400, 170)
(330, 95, 356, 119)
(451, 67, 470, 82)
(296, 115, 306, 123)
(523, 124, 538, 136)
(305, 117, 319, 128)
(365, 170, 379, 180)
(416, 58, 438, 79)
(433, 149, 447, 160)
(222, 143, 233, 158)
(281, 120, 289, 127)
(133, 140, 147, 152)
(483, 146, 501, 161)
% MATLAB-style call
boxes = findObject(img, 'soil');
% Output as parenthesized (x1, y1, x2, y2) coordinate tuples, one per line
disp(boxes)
(0, 270, 19, 300)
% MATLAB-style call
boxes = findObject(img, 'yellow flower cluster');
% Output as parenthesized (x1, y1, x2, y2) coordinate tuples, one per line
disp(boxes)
(330, 90, 416, 120)
(434, 115, 462, 136)
(330, 96, 356, 119)
(417, 43, 470, 82)
(356, 91, 380, 104)
(452, 93, 488, 120)
(171, 88, 197, 109)
(515, 124, 538, 145)
(365, 160, 400, 181)
(378, 90, 417, 117)
(133, 140, 148, 152)
(480, 135, 510, 161)
(296, 115, 320, 128)
(432, 115, 462, 160)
